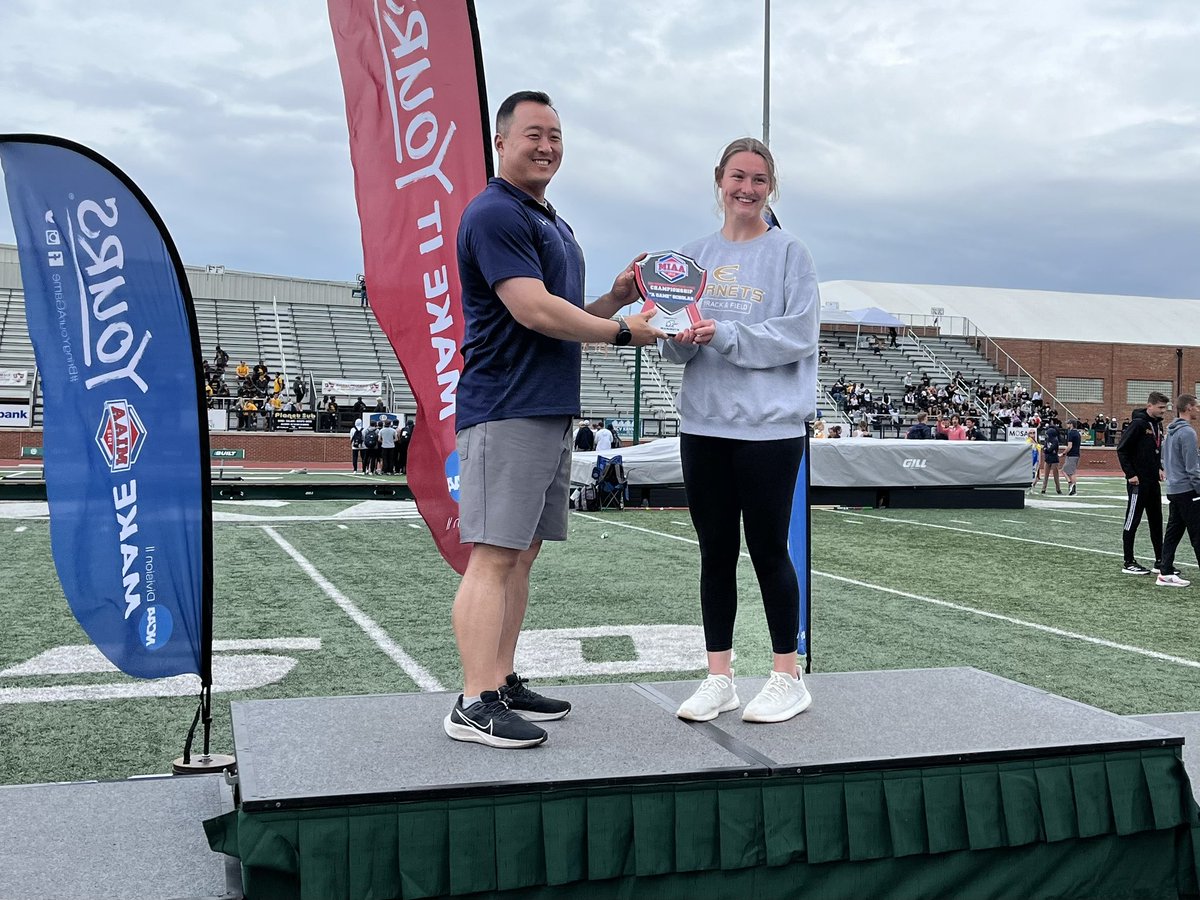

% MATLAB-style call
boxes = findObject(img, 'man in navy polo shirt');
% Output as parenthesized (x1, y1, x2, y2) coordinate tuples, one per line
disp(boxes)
(443, 90, 664, 749)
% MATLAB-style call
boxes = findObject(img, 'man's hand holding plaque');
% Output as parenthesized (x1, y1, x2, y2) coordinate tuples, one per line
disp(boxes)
(633, 251, 708, 337)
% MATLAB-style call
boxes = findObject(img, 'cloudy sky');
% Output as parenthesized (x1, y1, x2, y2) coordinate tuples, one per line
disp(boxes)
(2, 0, 1197, 300)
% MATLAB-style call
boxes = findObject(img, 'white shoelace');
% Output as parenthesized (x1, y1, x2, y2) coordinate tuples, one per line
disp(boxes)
(758, 672, 796, 702)
(693, 674, 730, 702)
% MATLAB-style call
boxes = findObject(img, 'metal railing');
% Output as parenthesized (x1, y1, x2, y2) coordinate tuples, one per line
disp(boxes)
(904, 329, 992, 423)
(636, 350, 679, 419)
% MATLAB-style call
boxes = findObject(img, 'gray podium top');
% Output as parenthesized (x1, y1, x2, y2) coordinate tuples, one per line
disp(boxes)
(0, 774, 239, 900)
(232, 667, 1183, 812)
(650, 667, 1182, 773)
(232, 682, 766, 811)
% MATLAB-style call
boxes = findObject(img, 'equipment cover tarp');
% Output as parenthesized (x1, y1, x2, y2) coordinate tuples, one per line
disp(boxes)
(573, 438, 1030, 488)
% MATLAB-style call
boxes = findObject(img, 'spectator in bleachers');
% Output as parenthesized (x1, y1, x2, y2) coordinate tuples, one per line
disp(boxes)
(857, 420, 872, 437)
(947, 414, 967, 440)
(353, 397, 366, 417)
(266, 393, 281, 431)
(828, 425, 843, 439)
(254, 360, 267, 381)
(903, 372, 913, 390)
(236, 360, 249, 381)
(293, 374, 306, 404)
(324, 396, 339, 432)
(273, 372, 285, 395)
(818, 347, 830, 365)
(935, 416, 951, 439)
(239, 397, 258, 430)
(350, 418, 365, 472)
(812, 419, 826, 439)
(888, 326, 898, 347)
(966, 417, 986, 441)
(254, 370, 269, 396)
(373, 397, 386, 414)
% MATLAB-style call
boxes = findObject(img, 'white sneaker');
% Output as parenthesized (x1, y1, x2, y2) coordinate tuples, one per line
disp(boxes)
(676, 672, 740, 721)
(742, 671, 813, 723)
(1156, 573, 1191, 587)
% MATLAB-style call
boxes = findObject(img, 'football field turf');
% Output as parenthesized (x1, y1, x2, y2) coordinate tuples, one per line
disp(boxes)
(1, 475, 1198, 785)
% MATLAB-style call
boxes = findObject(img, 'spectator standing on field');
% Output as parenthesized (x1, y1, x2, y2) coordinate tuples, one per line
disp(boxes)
(1062, 419, 1082, 495)
(397, 417, 412, 475)
(1157, 394, 1200, 587)
(1039, 425, 1063, 494)
(1117, 391, 1168, 575)
(350, 418, 365, 473)
(574, 419, 594, 451)
(362, 419, 381, 474)
(595, 420, 614, 453)
(379, 417, 398, 475)
(907, 411, 933, 439)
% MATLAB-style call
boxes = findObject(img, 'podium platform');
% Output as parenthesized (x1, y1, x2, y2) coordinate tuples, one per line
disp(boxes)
(206, 667, 1200, 899)
(0, 774, 239, 900)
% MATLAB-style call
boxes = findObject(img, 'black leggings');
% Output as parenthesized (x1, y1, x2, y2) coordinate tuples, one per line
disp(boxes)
(680, 433, 805, 655)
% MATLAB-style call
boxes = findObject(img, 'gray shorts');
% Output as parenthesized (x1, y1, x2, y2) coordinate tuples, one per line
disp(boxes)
(457, 416, 573, 550)
(1062, 455, 1079, 476)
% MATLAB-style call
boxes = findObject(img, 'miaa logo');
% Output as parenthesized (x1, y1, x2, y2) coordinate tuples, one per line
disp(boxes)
(95, 399, 147, 473)
(654, 254, 688, 284)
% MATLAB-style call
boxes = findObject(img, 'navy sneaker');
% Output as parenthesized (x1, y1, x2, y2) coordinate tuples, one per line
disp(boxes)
(500, 673, 571, 721)
(443, 691, 547, 749)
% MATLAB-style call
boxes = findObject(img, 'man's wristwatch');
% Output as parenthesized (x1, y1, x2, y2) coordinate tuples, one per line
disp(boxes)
(612, 317, 633, 346)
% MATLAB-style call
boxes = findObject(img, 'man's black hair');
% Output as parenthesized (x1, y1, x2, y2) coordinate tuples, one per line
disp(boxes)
(496, 90, 554, 135)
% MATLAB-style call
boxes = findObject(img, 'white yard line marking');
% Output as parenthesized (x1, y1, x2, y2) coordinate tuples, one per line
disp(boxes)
(1051, 519, 1073, 524)
(1002, 519, 1024, 524)
(262, 526, 444, 691)
(575, 514, 1200, 670)
(408, 523, 422, 529)
(816, 571, 1200, 671)
(949, 519, 972, 525)
(13, 526, 26, 533)
(337, 524, 349, 530)
(827, 510, 1193, 570)
(671, 521, 691, 527)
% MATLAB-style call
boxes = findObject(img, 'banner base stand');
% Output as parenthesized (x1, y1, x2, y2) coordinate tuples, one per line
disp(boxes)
(172, 753, 236, 776)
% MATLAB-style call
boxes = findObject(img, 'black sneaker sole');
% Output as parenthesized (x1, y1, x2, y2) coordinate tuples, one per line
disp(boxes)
(442, 713, 547, 749)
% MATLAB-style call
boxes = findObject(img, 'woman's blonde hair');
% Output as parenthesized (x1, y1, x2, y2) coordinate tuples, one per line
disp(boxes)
(714, 137, 779, 202)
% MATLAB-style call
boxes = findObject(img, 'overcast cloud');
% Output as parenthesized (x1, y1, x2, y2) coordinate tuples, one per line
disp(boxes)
(1, 0, 1197, 300)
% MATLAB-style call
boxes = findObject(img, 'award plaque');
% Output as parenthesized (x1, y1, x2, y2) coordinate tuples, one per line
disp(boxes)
(634, 251, 708, 336)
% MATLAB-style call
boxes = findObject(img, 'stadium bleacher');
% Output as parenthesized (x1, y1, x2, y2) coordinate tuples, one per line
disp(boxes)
(0, 270, 1027, 433)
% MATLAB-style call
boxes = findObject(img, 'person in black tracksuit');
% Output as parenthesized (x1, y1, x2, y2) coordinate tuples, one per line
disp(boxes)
(1116, 392, 1169, 574)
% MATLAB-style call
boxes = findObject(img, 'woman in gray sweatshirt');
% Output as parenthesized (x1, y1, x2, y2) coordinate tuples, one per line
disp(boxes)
(1158, 394, 1200, 586)
(662, 137, 819, 725)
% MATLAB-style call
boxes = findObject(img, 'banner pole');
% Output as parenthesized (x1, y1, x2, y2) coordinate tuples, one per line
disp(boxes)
(805, 421, 812, 674)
